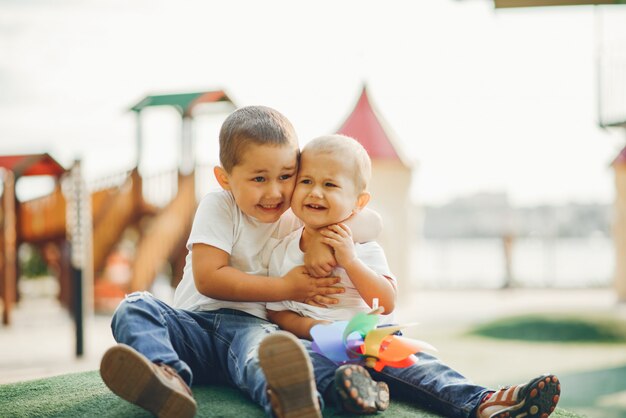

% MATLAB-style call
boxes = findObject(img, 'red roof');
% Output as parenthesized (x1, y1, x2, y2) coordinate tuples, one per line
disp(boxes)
(613, 146, 626, 167)
(337, 86, 405, 164)
(0, 154, 66, 177)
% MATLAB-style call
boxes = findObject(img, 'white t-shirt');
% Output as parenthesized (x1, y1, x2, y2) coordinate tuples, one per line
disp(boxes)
(266, 228, 396, 323)
(172, 190, 301, 319)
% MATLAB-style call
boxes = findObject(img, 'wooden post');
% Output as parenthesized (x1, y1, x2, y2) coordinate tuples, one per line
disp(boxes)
(2, 170, 16, 325)
(502, 234, 515, 289)
(614, 159, 626, 302)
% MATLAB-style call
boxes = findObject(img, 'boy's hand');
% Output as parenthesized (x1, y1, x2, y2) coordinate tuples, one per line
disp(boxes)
(282, 266, 344, 304)
(303, 229, 337, 277)
(320, 223, 357, 269)
(304, 293, 341, 308)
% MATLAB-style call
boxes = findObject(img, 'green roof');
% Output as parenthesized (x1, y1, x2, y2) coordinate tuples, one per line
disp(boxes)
(130, 90, 235, 116)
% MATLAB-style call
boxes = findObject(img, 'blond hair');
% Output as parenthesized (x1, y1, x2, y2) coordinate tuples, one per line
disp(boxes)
(219, 105, 299, 172)
(302, 134, 371, 192)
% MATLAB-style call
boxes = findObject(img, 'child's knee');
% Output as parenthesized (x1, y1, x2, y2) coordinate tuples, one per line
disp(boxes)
(124, 291, 153, 303)
(112, 291, 155, 320)
(241, 325, 279, 368)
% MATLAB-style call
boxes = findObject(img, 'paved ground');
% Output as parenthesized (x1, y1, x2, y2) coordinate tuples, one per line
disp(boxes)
(2, 286, 626, 414)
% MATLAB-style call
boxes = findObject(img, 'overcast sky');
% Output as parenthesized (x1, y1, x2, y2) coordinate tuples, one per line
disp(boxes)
(1, 0, 626, 206)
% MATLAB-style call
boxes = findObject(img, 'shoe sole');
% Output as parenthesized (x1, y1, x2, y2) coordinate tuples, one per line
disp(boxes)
(494, 374, 561, 418)
(335, 364, 390, 414)
(100, 344, 197, 418)
(258, 331, 321, 418)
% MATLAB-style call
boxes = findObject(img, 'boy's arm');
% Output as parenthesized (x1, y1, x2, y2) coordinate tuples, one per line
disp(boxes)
(267, 309, 330, 340)
(192, 243, 342, 302)
(343, 259, 396, 313)
(322, 223, 397, 313)
(303, 229, 336, 278)
(303, 208, 383, 278)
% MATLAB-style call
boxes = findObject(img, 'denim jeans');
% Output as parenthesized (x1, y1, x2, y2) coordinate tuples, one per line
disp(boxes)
(111, 292, 488, 417)
(305, 338, 489, 418)
(110, 291, 288, 415)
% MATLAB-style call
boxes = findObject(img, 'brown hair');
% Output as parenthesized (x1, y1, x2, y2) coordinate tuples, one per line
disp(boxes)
(219, 105, 299, 172)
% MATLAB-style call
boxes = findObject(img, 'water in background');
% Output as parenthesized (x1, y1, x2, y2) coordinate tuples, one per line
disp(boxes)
(412, 236, 613, 289)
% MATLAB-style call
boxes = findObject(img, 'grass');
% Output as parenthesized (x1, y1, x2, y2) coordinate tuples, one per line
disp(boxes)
(469, 313, 626, 343)
(468, 312, 626, 417)
(559, 364, 626, 418)
(0, 370, 584, 417)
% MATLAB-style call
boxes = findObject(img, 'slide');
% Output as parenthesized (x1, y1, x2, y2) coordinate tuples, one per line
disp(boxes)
(128, 173, 196, 292)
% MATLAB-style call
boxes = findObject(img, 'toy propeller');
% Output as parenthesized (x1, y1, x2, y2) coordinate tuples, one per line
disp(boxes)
(310, 305, 436, 371)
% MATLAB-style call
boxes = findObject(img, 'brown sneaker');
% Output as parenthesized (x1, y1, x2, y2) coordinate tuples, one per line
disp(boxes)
(477, 374, 560, 418)
(258, 331, 321, 418)
(335, 364, 390, 414)
(100, 344, 197, 418)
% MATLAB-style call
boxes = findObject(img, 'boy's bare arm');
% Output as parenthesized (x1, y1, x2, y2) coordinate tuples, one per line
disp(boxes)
(303, 230, 336, 278)
(192, 244, 343, 303)
(267, 309, 330, 340)
(322, 223, 397, 313)
(343, 259, 396, 313)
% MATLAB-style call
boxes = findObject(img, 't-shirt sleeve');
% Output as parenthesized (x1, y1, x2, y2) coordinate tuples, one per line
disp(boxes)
(187, 192, 236, 254)
(357, 242, 397, 285)
(266, 301, 290, 312)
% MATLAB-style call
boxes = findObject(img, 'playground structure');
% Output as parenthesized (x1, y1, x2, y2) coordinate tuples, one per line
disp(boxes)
(4, 79, 626, 328)
(0, 90, 235, 325)
(0, 85, 418, 328)
(0, 154, 67, 325)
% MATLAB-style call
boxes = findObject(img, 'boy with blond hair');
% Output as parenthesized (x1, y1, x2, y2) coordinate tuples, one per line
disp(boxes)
(258, 134, 562, 418)
(100, 107, 383, 418)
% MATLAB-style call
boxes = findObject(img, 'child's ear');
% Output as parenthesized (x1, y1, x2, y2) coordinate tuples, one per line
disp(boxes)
(354, 191, 371, 213)
(213, 166, 231, 191)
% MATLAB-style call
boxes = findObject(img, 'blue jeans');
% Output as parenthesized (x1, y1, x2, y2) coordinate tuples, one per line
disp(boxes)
(305, 339, 489, 418)
(110, 292, 289, 416)
(111, 292, 488, 417)
(374, 354, 489, 418)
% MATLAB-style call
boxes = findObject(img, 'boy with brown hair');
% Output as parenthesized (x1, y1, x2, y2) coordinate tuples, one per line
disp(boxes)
(100, 107, 382, 418)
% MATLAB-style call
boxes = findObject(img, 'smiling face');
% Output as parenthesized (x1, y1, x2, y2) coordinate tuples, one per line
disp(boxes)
(215, 142, 299, 223)
(291, 149, 369, 229)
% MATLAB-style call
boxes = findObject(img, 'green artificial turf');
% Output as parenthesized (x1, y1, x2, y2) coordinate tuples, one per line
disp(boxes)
(469, 313, 626, 343)
(558, 364, 626, 418)
(0, 370, 584, 417)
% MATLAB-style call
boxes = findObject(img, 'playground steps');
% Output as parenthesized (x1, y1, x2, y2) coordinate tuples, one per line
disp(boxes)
(129, 173, 196, 292)
(92, 170, 149, 275)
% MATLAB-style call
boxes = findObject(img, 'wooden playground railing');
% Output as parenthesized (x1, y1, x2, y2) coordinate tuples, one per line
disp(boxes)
(18, 185, 66, 243)
(141, 169, 179, 209)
